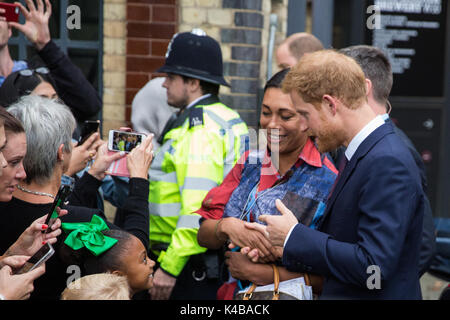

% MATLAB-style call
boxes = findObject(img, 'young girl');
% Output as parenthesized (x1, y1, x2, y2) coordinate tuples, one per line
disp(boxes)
(59, 215, 155, 297)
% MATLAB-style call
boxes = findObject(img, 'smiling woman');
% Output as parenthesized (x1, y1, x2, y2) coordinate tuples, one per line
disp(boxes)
(259, 70, 309, 176)
(0, 108, 26, 202)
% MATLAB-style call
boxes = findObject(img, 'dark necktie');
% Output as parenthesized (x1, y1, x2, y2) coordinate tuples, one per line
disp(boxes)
(327, 155, 349, 202)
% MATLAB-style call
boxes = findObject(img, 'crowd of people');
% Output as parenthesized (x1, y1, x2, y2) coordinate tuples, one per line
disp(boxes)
(0, 0, 437, 301)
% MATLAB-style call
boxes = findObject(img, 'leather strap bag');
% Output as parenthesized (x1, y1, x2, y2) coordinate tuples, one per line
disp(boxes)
(235, 264, 312, 300)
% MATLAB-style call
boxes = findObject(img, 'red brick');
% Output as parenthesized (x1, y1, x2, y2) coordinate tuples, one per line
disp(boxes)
(127, 22, 176, 39)
(127, 56, 165, 73)
(126, 88, 140, 105)
(125, 106, 132, 122)
(150, 73, 167, 80)
(127, 39, 150, 55)
(126, 73, 150, 89)
(152, 5, 176, 22)
(151, 40, 170, 56)
(127, 4, 150, 22)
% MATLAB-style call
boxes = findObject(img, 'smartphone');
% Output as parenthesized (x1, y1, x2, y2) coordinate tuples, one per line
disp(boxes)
(106, 151, 129, 177)
(42, 184, 71, 234)
(0, 3, 19, 23)
(16, 243, 55, 274)
(78, 120, 100, 145)
(108, 130, 146, 153)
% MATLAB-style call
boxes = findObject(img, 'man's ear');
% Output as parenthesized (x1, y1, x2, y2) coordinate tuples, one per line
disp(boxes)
(188, 78, 201, 93)
(365, 78, 373, 98)
(322, 95, 337, 116)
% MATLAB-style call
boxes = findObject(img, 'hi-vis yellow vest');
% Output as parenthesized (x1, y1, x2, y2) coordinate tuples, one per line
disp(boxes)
(148, 96, 249, 277)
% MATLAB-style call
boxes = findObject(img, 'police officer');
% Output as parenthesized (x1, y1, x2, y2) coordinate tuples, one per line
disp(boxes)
(148, 29, 249, 300)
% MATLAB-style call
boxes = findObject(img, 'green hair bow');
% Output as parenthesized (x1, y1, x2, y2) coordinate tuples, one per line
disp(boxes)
(61, 215, 118, 256)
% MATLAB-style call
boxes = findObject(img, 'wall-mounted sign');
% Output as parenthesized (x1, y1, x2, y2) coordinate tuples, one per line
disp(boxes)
(365, 0, 448, 97)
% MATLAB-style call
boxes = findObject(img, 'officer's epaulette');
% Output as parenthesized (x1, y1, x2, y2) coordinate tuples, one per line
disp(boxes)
(189, 107, 204, 128)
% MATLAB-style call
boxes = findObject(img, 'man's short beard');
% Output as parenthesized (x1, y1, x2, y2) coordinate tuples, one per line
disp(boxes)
(167, 99, 186, 109)
(167, 91, 189, 110)
(314, 121, 345, 153)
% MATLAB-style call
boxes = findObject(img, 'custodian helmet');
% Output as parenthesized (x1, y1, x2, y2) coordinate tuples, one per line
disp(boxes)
(157, 29, 230, 87)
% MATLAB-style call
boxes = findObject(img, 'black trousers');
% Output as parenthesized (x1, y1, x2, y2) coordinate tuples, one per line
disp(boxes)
(148, 250, 223, 300)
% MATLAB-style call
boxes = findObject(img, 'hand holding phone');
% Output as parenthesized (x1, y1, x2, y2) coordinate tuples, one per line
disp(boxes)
(88, 143, 125, 180)
(108, 130, 146, 153)
(0, 3, 19, 23)
(78, 120, 100, 146)
(5, 0, 52, 51)
(106, 130, 147, 177)
(15, 243, 54, 275)
(126, 134, 154, 179)
(43, 185, 71, 234)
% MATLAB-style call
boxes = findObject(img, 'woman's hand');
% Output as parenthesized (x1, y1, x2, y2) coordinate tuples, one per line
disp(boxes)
(88, 142, 125, 181)
(224, 251, 255, 282)
(127, 134, 154, 179)
(3, 209, 67, 258)
(0, 263, 45, 300)
(240, 245, 283, 263)
(0, 255, 29, 270)
(66, 133, 103, 177)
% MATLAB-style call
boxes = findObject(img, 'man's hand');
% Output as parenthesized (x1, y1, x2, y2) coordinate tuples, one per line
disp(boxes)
(149, 268, 176, 300)
(245, 199, 298, 247)
(219, 217, 279, 262)
(9, 0, 52, 51)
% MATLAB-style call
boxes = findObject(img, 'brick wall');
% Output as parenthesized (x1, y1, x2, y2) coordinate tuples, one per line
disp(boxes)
(220, 0, 271, 128)
(125, 0, 178, 127)
(178, 0, 271, 128)
(102, 0, 127, 136)
(114, 0, 289, 130)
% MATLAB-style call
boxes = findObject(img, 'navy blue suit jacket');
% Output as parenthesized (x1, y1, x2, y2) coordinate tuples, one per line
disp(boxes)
(283, 122, 424, 299)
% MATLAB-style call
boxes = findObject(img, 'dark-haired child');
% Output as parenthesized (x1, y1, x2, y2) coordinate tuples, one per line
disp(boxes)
(59, 215, 155, 296)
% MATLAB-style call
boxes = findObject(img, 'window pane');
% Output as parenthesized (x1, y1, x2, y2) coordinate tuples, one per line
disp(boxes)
(68, 48, 98, 90)
(68, 0, 99, 41)
(48, 0, 61, 40)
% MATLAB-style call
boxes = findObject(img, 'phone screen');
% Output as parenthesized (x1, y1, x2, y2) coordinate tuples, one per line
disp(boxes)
(78, 120, 100, 145)
(109, 131, 145, 153)
(16, 243, 55, 274)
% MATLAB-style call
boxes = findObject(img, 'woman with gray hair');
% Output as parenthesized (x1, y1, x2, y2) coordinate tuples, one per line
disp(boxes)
(9, 95, 77, 189)
(0, 95, 154, 299)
